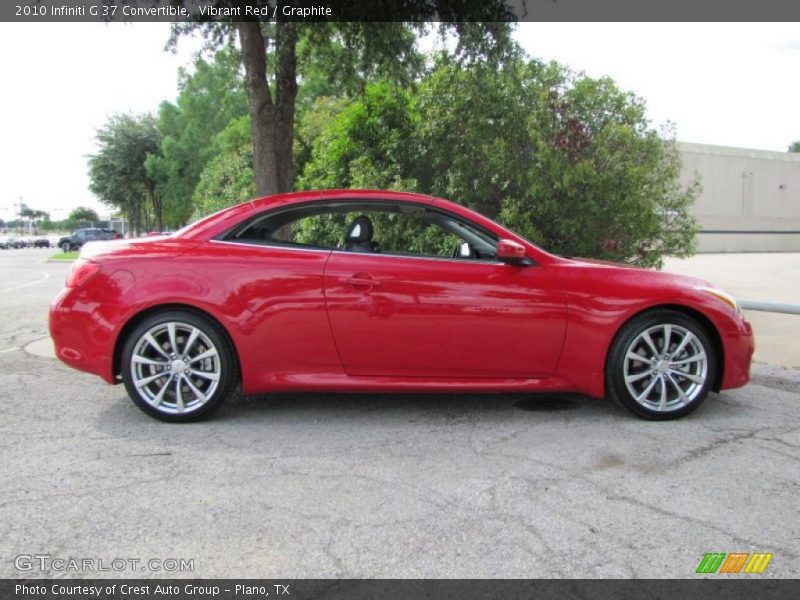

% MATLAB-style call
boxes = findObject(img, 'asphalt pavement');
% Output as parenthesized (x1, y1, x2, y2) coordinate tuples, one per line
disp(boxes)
(0, 248, 798, 578)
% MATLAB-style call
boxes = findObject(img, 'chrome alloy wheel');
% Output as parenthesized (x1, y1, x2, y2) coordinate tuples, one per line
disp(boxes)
(622, 323, 708, 413)
(130, 321, 221, 415)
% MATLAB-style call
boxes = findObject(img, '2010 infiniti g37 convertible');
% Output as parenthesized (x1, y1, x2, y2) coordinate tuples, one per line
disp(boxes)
(50, 190, 754, 422)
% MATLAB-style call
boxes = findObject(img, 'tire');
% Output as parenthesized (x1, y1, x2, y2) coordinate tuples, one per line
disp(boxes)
(62, 242, 71, 253)
(605, 309, 717, 420)
(121, 310, 238, 422)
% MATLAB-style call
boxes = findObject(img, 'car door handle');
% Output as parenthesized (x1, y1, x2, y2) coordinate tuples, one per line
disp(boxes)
(347, 273, 380, 290)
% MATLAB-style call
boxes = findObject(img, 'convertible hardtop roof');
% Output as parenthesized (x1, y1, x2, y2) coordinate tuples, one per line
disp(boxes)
(177, 189, 442, 241)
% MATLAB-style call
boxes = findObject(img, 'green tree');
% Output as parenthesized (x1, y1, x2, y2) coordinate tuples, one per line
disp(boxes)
(67, 207, 100, 229)
(20, 205, 49, 233)
(789, 141, 800, 152)
(492, 62, 700, 266)
(148, 47, 248, 227)
(89, 113, 162, 234)
(170, 9, 514, 198)
(192, 146, 255, 217)
(299, 82, 418, 191)
(299, 57, 700, 267)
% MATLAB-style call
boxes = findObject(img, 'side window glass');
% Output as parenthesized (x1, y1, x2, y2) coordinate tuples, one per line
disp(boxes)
(291, 213, 346, 248)
(230, 208, 345, 250)
(367, 212, 460, 258)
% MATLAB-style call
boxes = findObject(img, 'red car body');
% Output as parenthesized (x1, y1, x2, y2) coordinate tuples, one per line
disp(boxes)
(50, 190, 753, 407)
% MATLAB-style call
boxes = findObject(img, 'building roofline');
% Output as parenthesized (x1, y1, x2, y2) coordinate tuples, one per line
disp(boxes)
(678, 141, 800, 163)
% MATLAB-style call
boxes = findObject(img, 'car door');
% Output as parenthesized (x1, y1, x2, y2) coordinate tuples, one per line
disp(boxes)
(323, 251, 568, 379)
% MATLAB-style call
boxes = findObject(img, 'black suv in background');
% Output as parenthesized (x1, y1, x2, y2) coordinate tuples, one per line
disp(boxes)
(58, 228, 122, 252)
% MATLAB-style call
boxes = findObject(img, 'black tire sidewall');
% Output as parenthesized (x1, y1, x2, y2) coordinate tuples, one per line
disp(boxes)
(606, 309, 717, 420)
(120, 310, 237, 422)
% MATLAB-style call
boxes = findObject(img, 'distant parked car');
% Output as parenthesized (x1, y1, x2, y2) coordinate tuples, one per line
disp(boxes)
(0, 237, 9, 249)
(6, 237, 26, 249)
(33, 237, 51, 248)
(58, 228, 122, 252)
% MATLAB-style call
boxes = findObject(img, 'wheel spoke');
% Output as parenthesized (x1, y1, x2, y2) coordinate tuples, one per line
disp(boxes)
(641, 331, 659, 357)
(182, 375, 208, 403)
(174, 378, 184, 413)
(182, 327, 201, 358)
(666, 373, 690, 405)
(669, 370, 705, 385)
(150, 377, 170, 407)
(188, 348, 218, 364)
(132, 355, 170, 367)
(191, 370, 220, 382)
(636, 376, 660, 403)
(626, 351, 650, 364)
(167, 323, 179, 355)
(135, 371, 168, 389)
(662, 324, 673, 354)
(671, 352, 706, 365)
(658, 375, 668, 410)
(625, 370, 652, 384)
(144, 333, 170, 360)
(670, 331, 695, 358)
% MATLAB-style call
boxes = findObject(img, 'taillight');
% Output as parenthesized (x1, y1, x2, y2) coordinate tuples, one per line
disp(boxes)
(66, 259, 100, 288)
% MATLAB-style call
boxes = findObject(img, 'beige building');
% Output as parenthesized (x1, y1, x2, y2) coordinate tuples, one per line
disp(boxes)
(679, 142, 800, 252)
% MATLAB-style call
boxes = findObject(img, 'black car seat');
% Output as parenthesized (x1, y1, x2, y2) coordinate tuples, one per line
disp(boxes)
(344, 215, 379, 253)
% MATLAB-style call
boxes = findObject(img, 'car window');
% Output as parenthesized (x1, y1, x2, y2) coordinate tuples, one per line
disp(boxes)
(227, 202, 499, 260)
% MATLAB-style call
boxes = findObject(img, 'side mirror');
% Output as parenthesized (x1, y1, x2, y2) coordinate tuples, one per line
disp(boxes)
(496, 239, 528, 264)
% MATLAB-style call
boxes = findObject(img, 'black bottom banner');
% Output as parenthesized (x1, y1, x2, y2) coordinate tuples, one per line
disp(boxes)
(3, 579, 799, 600)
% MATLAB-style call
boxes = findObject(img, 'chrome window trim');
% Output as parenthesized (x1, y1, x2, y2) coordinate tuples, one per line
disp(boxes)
(330, 249, 509, 266)
(208, 239, 333, 255)
(209, 239, 528, 267)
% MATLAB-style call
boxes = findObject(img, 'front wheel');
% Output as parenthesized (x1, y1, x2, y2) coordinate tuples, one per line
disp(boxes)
(121, 310, 238, 422)
(606, 310, 717, 420)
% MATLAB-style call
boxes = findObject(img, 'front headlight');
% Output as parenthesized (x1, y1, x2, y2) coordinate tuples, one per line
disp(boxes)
(697, 286, 741, 315)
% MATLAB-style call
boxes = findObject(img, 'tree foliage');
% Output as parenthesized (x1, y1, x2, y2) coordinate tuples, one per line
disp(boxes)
(170, 11, 514, 197)
(789, 141, 800, 153)
(67, 207, 100, 229)
(192, 146, 255, 217)
(298, 57, 700, 267)
(18, 204, 50, 233)
(147, 47, 248, 227)
(88, 113, 162, 234)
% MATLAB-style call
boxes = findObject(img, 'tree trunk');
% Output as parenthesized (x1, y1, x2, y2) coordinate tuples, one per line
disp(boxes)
(239, 22, 279, 197)
(274, 22, 298, 193)
(238, 21, 297, 197)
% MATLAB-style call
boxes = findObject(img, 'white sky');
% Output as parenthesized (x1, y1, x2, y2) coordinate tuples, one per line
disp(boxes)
(0, 22, 799, 221)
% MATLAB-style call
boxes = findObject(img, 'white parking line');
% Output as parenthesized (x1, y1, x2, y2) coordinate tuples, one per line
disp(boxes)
(0, 271, 51, 293)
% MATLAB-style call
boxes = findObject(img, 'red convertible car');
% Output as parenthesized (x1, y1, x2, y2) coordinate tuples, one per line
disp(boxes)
(50, 190, 753, 422)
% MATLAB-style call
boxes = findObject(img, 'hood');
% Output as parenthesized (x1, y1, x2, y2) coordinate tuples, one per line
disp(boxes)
(562, 256, 714, 288)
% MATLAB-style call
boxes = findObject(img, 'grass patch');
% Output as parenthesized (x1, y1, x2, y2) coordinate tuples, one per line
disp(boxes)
(50, 251, 79, 261)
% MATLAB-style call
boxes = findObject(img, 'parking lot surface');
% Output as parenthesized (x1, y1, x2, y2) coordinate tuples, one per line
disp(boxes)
(1, 249, 798, 578)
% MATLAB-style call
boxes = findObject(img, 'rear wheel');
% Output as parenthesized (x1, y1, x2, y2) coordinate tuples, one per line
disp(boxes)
(61, 242, 71, 253)
(121, 310, 237, 422)
(606, 310, 717, 420)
